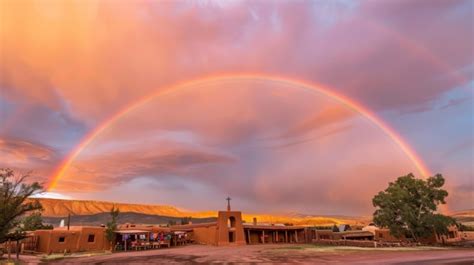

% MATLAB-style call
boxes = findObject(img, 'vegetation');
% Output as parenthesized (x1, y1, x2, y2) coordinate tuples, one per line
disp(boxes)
(105, 206, 120, 249)
(0, 168, 44, 244)
(180, 216, 192, 225)
(372, 173, 456, 242)
(21, 212, 53, 231)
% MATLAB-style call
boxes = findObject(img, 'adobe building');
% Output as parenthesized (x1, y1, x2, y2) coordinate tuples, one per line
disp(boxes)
(24, 198, 466, 254)
(374, 225, 462, 244)
(171, 197, 309, 245)
(32, 226, 109, 254)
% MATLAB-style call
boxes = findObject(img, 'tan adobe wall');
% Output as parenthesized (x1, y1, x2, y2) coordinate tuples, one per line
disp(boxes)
(42, 230, 81, 253)
(461, 231, 474, 240)
(192, 226, 217, 245)
(32, 227, 109, 253)
(34, 230, 53, 253)
(76, 227, 109, 252)
(312, 230, 335, 240)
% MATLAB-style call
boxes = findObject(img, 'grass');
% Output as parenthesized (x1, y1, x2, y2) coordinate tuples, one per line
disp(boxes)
(39, 251, 111, 262)
(0, 259, 21, 265)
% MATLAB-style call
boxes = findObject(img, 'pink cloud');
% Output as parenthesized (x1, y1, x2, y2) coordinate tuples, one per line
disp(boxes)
(0, 0, 471, 213)
(1, 0, 471, 122)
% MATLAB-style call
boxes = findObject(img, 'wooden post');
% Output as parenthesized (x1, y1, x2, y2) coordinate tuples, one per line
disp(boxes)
(295, 230, 298, 243)
(247, 230, 251, 244)
(285, 231, 288, 243)
(276, 231, 279, 243)
(7, 239, 11, 260)
(262, 230, 265, 244)
(16, 240, 20, 259)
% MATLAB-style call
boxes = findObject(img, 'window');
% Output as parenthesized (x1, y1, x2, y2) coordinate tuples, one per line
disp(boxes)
(58, 236, 65, 243)
(87, 234, 95, 243)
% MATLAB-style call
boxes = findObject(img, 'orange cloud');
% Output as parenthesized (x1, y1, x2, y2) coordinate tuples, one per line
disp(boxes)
(1, 0, 471, 213)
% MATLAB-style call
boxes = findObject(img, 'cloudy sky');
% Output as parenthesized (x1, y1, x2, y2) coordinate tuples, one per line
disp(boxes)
(1, 0, 472, 215)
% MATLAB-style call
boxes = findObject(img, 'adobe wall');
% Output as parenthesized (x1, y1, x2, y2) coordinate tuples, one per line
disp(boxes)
(32, 227, 109, 253)
(461, 231, 474, 241)
(35, 230, 53, 253)
(40, 230, 81, 253)
(76, 227, 109, 252)
(192, 226, 217, 245)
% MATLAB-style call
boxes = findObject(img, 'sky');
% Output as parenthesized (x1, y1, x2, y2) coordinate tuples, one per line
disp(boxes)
(0, 0, 472, 215)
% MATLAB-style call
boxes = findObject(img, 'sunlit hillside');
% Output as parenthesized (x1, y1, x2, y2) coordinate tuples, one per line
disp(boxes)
(30, 198, 369, 226)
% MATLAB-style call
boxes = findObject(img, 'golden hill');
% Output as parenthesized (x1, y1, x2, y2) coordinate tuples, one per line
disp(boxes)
(30, 198, 367, 226)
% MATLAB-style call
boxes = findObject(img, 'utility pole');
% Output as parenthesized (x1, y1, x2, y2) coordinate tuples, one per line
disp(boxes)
(67, 213, 71, 230)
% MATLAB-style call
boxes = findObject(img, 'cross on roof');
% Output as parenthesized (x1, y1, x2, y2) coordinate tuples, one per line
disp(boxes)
(226, 196, 231, 211)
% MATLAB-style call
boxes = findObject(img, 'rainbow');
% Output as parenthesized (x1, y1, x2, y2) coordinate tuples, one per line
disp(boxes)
(47, 74, 431, 191)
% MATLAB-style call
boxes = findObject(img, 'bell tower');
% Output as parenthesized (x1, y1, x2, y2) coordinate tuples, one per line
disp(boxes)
(216, 197, 246, 246)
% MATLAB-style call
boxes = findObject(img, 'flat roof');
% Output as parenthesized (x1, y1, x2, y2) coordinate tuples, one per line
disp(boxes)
(115, 230, 151, 234)
(337, 231, 374, 237)
(170, 222, 217, 230)
(243, 224, 306, 230)
(54, 226, 104, 231)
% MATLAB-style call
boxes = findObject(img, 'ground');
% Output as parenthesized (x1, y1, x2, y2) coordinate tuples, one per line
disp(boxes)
(2, 244, 473, 264)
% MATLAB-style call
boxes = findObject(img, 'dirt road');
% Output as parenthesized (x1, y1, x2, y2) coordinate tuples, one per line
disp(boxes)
(19, 244, 474, 264)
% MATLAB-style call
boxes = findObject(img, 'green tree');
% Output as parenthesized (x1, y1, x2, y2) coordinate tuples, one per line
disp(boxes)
(372, 173, 456, 242)
(105, 206, 119, 250)
(180, 216, 192, 225)
(21, 212, 53, 231)
(0, 168, 43, 244)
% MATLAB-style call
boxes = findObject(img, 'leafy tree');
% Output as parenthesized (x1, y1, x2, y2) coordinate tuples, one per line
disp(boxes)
(180, 216, 192, 225)
(105, 206, 120, 250)
(0, 168, 43, 244)
(21, 212, 53, 231)
(372, 173, 456, 242)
